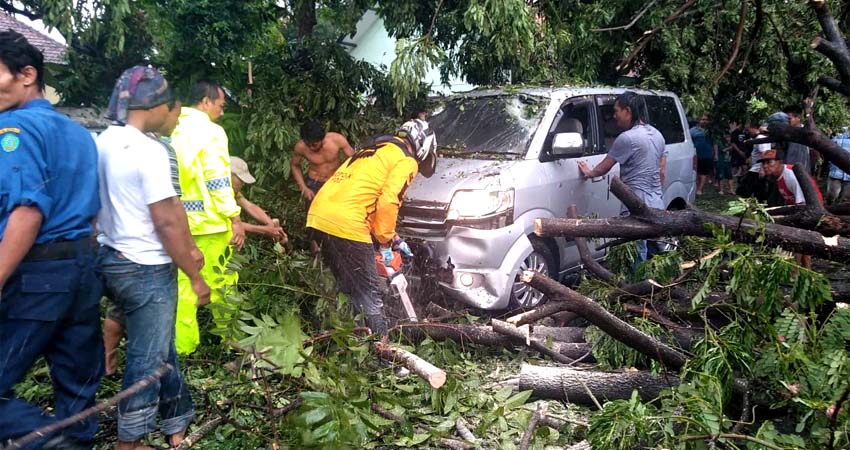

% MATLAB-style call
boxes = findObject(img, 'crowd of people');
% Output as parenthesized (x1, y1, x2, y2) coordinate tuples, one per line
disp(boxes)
(2, 26, 847, 450)
(688, 107, 848, 208)
(0, 31, 437, 450)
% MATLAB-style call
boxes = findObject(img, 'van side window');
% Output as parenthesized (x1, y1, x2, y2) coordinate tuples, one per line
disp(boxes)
(596, 95, 619, 153)
(644, 96, 685, 144)
(542, 96, 597, 157)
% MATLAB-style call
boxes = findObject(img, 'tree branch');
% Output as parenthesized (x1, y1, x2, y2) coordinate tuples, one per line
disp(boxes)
(713, 0, 747, 86)
(593, 0, 657, 32)
(738, 0, 763, 74)
(6, 364, 173, 449)
(810, 0, 850, 92)
(0, 1, 43, 20)
(617, 0, 699, 72)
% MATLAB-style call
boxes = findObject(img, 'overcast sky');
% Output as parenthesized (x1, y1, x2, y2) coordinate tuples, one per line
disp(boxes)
(15, 13, 67, 43)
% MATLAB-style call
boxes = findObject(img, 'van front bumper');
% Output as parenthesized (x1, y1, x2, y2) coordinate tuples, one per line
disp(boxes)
(403, 224, 533, 310)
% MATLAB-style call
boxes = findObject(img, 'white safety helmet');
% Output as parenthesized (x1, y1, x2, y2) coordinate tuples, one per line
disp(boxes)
(398, 119, 437, 178)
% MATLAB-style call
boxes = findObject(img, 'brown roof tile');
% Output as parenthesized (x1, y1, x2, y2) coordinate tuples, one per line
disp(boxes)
(0, 13, 67, 64)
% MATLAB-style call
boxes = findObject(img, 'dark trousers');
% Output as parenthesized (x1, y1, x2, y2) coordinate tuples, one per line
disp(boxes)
(313, 230, 387, 334)
(0, 243, 103, 449)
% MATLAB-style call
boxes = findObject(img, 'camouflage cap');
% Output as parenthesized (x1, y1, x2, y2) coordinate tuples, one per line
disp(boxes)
(105, 65, 174, 124)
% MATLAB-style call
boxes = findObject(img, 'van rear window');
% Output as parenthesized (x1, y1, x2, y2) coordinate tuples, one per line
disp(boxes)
(644, 96, 685, 144)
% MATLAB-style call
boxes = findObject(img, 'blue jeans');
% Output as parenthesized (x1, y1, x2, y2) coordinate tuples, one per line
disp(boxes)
(0, 242, 103, 450)
(98, 246, 194, 441)
(637, 239, 665, 264)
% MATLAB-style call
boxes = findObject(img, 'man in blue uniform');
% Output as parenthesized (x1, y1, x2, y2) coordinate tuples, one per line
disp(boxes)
(0, 31, 103, 450)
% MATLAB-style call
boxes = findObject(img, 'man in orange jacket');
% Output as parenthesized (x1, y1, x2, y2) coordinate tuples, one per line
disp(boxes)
(307, 119, 437, 334)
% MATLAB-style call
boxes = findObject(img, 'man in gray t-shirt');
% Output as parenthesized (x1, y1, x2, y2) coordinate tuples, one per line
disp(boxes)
(607, 124, 667, 210)
(578, 92, 667, 263)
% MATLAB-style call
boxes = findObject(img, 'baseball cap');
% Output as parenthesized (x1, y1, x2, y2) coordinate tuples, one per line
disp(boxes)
(762, 112, 789, 129)
(231, 156, 256, 184)
(105, 66, 175, 124)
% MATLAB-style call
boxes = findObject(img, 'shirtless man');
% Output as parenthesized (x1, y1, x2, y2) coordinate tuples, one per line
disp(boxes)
(291, 120, 354, 203)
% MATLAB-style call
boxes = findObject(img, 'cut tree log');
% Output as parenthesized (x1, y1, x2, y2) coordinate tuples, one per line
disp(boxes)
(518, 364, 680, 404)
(372, 342, 447, 388)
(392, 322, 595, 362)
(536, 177, 850, 263)
(521, 271, 688, 369)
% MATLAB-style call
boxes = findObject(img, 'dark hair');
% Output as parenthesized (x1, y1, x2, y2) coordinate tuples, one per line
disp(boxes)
(614, 91, 648, 127)
(0, 31, 45, 91)
(746, 121, 760, 130)
(300, 120, 326, 143)
(783, 104, 803, 117)
(187, 80, 222, 106)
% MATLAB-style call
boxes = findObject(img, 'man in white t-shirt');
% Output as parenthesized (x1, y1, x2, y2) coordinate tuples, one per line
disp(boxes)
(96, 66, 209, 450)
(762, 148, 823, 269)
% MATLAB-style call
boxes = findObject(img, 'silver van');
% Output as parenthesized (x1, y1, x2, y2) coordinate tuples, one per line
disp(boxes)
(398, 87, 696, 310)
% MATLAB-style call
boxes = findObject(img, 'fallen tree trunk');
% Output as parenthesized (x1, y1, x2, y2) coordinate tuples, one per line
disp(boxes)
(567, 205, 690, 303)
(391, 323, 594, 361)
(529, 325, 586, 343)
(754, 122, 850, 175)
(372, 342, 447, 388)
(492, 319, 576, 364)
(536, 177, 850, 263)
(519, 364, 680, 404)
(521, 271, 689, 369)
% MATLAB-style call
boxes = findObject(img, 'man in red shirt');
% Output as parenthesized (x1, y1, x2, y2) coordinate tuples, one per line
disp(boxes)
(762, 148, 823, 268)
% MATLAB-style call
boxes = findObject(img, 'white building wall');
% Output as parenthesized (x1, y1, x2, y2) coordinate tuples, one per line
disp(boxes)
(343, 11, 475, 95)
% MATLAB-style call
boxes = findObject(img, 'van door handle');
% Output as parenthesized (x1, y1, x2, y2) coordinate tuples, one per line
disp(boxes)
(591, 176, 604, 182)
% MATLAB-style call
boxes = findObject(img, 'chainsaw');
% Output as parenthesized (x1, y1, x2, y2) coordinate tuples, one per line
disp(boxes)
(375, 250, 418, 322)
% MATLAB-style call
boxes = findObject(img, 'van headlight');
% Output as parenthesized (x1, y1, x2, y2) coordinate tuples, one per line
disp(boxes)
(447, 189, 514, 229)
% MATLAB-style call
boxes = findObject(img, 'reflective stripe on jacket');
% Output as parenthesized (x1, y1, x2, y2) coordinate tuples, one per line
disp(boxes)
(170, 107, 240, 235)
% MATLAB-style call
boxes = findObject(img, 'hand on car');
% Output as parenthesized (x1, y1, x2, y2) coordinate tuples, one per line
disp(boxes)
(577, 160, 592, 179)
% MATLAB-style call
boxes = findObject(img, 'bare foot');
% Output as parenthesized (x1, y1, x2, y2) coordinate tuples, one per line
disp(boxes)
(168, 430, 187, 448)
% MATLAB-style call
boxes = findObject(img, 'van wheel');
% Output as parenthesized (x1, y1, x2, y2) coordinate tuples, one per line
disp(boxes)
(510, 238, 557, 309)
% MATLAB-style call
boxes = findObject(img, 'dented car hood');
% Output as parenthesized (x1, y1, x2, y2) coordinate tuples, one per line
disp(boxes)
(405, 157, 518, 204)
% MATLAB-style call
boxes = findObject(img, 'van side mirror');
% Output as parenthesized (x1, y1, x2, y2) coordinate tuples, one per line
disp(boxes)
(552, 132, 585, 158)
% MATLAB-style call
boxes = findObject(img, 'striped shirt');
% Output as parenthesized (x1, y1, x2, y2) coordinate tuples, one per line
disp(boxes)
(147, 133, 182, 196)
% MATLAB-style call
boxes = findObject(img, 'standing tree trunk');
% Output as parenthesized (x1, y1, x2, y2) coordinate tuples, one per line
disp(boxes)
(294, 0, 317, 38)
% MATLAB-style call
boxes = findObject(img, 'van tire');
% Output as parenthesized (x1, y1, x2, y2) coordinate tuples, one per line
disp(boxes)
(510, 237, 557, 309)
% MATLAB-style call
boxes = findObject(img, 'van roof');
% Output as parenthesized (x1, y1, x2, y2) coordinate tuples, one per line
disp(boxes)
(441, 85, 680, 103)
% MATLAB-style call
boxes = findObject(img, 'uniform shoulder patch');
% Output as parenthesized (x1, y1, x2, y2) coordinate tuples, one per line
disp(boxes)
(1, 129, 20, 153)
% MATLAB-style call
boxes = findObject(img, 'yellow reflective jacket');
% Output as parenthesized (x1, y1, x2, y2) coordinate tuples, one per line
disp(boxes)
(307, 136, 418, 245)
(170, 107, 241, 235)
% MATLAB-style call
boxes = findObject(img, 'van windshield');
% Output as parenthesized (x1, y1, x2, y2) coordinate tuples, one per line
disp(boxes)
(429, 94, 546, 158)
